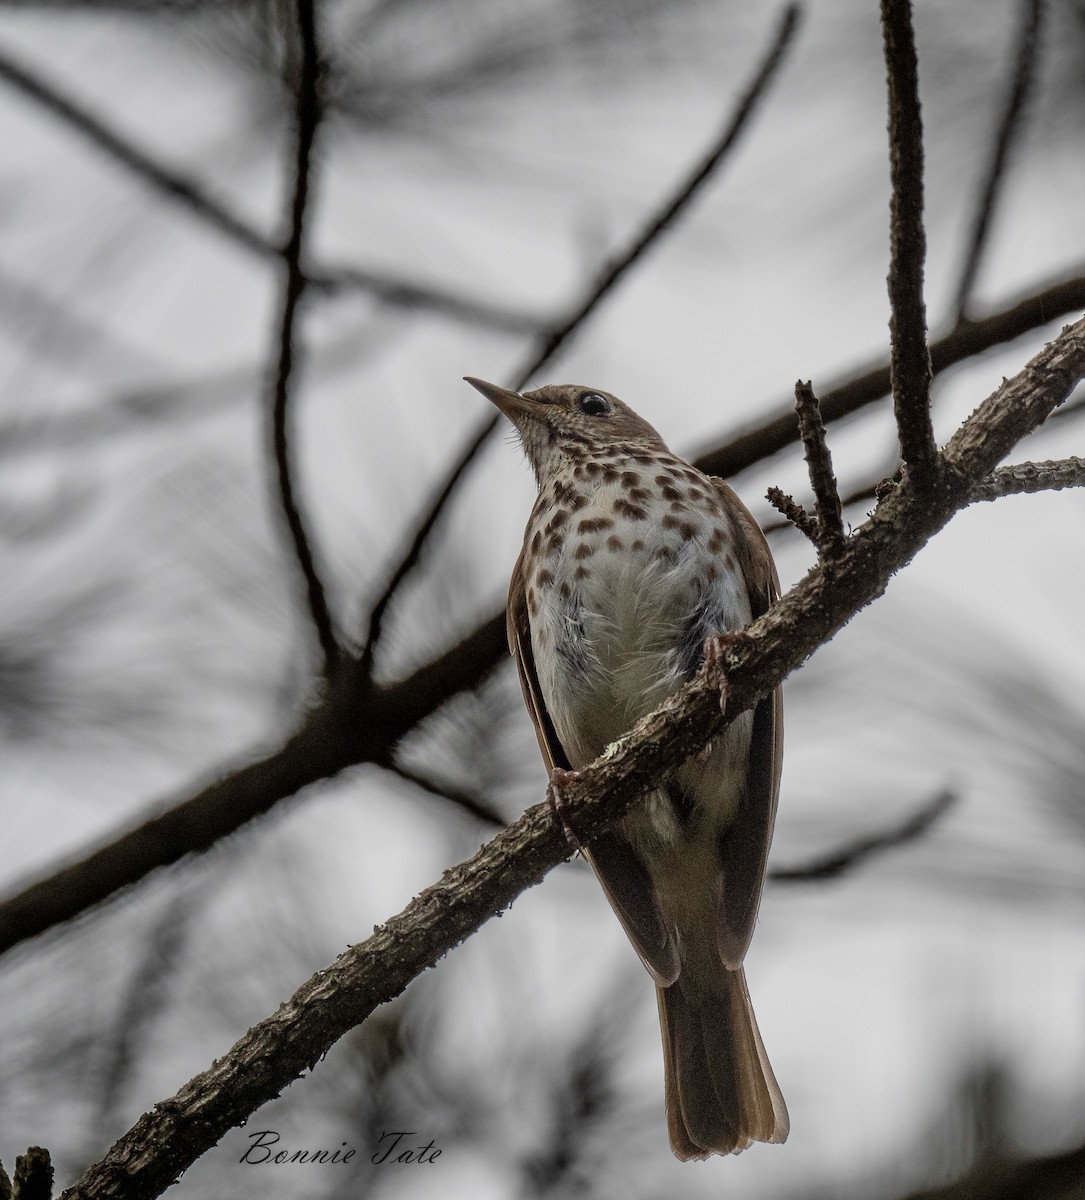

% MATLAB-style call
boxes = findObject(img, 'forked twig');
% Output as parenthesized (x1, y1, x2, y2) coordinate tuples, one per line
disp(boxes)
(269, 0, 340, 676)
(357, 3, 804, 681)
(766, 382, 846, 557)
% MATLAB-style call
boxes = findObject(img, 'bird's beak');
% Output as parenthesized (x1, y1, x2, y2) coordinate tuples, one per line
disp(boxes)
(464, 376, 534, 424)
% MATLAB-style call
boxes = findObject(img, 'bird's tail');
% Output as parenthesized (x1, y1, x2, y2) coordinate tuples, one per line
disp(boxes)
(657, 965, 789, 1159)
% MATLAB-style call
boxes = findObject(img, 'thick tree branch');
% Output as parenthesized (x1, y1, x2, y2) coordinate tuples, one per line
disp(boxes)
(952, 0, 1044, 322)
(881, 0, 937, 475)
(695, 268, 1085, 478)
(267, 0, 340, 677)
(0, 42, 539, 334)
(356, 3, 802, 681)
(59, 316, 1085, 1200)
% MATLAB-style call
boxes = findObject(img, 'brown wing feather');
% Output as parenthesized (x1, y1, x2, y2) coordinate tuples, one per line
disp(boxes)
(507, 547, 569, 773)
(507, 548, 680, 986)
(709, 479, 783, 968)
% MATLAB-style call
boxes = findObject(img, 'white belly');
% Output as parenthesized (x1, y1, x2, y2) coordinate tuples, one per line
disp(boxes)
(531, 484, 752, 769)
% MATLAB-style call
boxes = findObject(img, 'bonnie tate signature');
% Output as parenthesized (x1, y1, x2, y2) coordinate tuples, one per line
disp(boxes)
(239, 1130, 441, 1166)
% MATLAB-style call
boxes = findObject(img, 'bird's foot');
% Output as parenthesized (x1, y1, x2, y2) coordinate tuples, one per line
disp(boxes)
(702, 631, 747, 715)
(547, 767, 583, 853)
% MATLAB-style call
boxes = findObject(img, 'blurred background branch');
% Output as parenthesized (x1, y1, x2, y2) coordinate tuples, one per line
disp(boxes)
(264, 0, 341, 676)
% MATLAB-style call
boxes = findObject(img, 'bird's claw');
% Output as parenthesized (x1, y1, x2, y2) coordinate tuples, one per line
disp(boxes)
(547, 767, 583, 853)
(702, 631, 746, 715)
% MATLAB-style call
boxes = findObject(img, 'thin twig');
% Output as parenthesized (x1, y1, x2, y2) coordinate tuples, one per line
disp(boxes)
(769, 789, 955, 882)
(953, 0, 1044, 322)
(794, 380, 846, 558)
(881, 0, 937, 475)
(0, 42, 538, 334)
(269, 0, 340, 677)
(356, 3, 803, 681)
(695, 268, 1085, 479)
(969, 456, 1085, 502)
(384, 761, 504, 827)
(765, 486, 818, 544)
(58, 318, 1085, 1200)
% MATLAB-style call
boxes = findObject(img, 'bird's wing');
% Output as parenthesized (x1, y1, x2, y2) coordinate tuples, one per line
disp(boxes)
(507, 549, 680, 986)
(709, 478, 784, 969)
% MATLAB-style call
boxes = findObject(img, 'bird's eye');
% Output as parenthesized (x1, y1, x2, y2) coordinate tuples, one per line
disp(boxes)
(578, 391, 610, 416)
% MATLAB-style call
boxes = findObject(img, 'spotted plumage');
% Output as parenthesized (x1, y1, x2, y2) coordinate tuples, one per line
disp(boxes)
(465, 376, 788, 1160)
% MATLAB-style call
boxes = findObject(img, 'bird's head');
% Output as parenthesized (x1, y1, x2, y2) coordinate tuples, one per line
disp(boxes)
(465, 377, 667, 484)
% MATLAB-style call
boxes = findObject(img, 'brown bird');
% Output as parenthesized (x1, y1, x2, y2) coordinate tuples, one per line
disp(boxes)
(466, 377, 788, 1160)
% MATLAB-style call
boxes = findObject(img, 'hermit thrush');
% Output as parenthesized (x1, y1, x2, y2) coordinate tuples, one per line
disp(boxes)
(467, 377, 787, 1159)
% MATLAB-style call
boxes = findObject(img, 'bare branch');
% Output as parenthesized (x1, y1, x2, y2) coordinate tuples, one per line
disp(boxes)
(969, 455, 1085, 502)
(794, 380, 846, 558)
(58, 315, 1085, 1200)
(769, 789, 955, 882)
(0, 41, 538, 334)
(695, 267, 1085, 479)
(268, 0, 340, 677)
(953, 0, 1044, 322)
(765, 486, 818, 544)
(356, 3, 803, 681)
(881, 0, 937, 475)
(765, 451, 901, 537)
